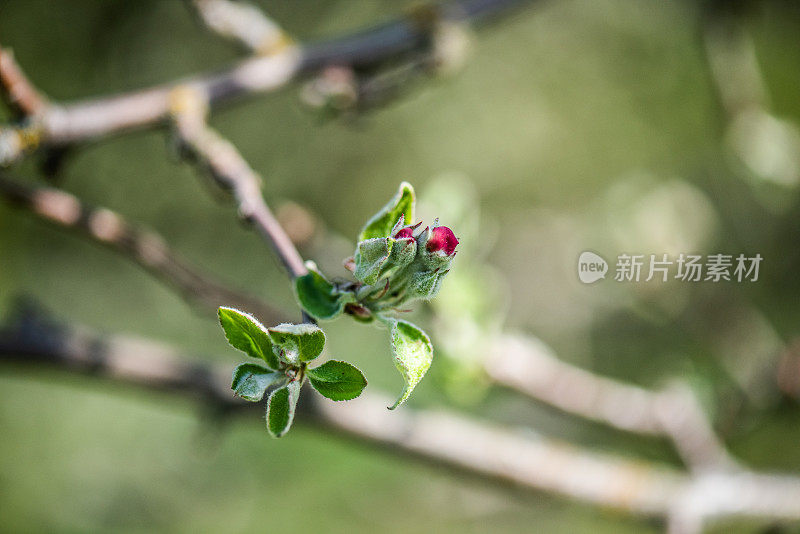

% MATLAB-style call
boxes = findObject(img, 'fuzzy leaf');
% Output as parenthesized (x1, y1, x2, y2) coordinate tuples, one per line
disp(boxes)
(354, 237, 392, 285)
(231, 363, 282, 402)
(388, 319, 433, 409)
(218, 307, 279, 370)
(358, 182, 415, 242)
(307, 360, 367, 401)
(268, 323, 326, 363)
(294, 264, 348, 320)
(266, 380, 301, 438)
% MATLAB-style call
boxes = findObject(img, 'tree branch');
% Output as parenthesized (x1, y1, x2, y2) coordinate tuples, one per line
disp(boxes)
(0, 46, 46, 118)
(2, 303, 800, 533)
(168, 86, 314, 324)
(189, 0, 291, 55)
(0, 0, 533, 161)
(0, 173, 285, 325)
(169, 87, 307, 281)
(485, 334, 734, 472)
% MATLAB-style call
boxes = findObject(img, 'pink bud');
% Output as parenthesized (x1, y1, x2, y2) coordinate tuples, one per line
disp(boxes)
(393, 221, 422, 240)
(393, 227, 414, 240)
(426, 226, 458, 256)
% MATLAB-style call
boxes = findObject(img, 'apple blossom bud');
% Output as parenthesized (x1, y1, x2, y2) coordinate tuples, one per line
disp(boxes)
(350, 212, 457, 307)
(393, 227, 414, 240)
(425, 225, 458, 256)
(392, 218, 422, 240)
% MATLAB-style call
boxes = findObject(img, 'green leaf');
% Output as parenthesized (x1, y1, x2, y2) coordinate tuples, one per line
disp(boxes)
(353, 237, 392, 285)
(358, 182, 415, 242)
(388, 319, 433, 410)
(266, 380, 301, 438)
(231, 363, 282, 402)
(294, 263, 348, 320)
(268, 323, 326, 363)
(218, 307, 279, 370)
(307, 360, 367, 401)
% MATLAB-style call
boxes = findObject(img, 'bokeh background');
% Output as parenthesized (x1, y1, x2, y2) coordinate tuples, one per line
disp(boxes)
(2, 0, 800, 532)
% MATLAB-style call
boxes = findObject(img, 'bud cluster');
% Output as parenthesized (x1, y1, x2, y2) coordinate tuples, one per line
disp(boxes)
(350, 214, 458, 312)
(290, 182, 457, 410)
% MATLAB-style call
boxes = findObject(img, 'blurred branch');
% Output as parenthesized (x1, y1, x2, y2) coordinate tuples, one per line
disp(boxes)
(168, 87, 308, 285)
(0, 0, 534, 165)
(702, 10, 767, 117)
(485, 334, 735, 472)
(0, 302, 681, 515)
(0, 173, 285, 325)
(0, 46, 46, 118)
(1, 303, 800, 533)
(189, 0, 291, 55)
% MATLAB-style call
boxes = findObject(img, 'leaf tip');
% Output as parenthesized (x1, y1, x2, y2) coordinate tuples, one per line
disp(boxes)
(398, 181, 414, 194)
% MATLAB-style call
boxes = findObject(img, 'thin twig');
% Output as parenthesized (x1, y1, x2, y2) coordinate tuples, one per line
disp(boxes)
(190, 0, 291, 55)
(1, 304, 800, 533)
(0, 173, 285, 325)
(169, 87, 307, 281)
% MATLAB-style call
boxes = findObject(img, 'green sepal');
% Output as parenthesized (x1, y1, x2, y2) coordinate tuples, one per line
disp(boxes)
(231, 363, 282, 402)
(353, 235, 418, 288)
(218, 307, 279, 370)
(354, 237, 392, 285)
(387, 319, 433, 410)
(268, 323, 326, 363)
(390, 215, 407, 236)
(418, 245, 456, 272)
(384, 236, 417, 278)
(358, 182, 415, 242)
(307, 360, 367, 401)
(294, 262, 350, 320)
(266, 380, 302, 438)
(405, 269, 449, 301)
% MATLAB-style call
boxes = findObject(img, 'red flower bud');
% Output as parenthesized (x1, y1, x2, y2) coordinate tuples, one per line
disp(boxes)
(393, 227, 414, 240)
(393, 221, 421, 240)
(426, 226, 458, 256)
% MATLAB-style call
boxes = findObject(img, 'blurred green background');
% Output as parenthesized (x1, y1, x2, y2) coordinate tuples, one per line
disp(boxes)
(2, 0, 800, 532)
